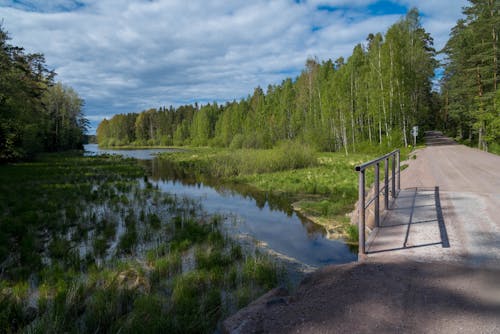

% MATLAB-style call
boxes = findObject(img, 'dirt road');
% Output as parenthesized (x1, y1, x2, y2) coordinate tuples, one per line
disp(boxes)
(395, 131, 500, 267)
(223, 260, 500, 333)
(223, 132, 500, 333)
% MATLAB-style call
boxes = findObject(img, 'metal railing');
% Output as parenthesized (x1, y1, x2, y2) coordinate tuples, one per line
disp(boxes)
(355, 149, 400, 255)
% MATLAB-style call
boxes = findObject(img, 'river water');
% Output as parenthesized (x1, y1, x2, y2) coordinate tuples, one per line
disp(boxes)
(84, 144, 357, 267)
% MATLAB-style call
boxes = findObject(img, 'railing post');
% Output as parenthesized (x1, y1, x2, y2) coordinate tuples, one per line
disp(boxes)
(392, 154, 396, 199)
(396, 150, 400, 194)
(374, 162, 380, 227)
(384, 158, 389, 210)
(355, 149, 401, 257)
(358, 169, 366, 255)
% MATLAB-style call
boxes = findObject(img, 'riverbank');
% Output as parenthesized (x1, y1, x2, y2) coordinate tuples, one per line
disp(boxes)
(95, 144, 185, 150)
(223, 135, 500, 333)
(0, 153, 284, 333)
(156, 145, 411, 243)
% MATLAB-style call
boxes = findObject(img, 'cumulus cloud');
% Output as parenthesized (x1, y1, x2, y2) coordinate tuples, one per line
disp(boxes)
(394, 0, 468, 51)
(308, 0, 377, 7)
(0, 0, 466, 132)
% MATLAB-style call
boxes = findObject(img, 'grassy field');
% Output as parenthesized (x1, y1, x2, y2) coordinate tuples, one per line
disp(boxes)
(157, 143, 410, 243)
(0, 153, 283, 333)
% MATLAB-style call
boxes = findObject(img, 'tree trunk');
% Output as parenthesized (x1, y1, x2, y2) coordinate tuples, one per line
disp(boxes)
(350, 72, 356, 151)
(378, 47, 389, 138)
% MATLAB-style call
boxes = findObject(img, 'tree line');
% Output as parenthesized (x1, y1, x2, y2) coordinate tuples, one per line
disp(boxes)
(0, 25, 87, 162)
(441, 0, 499, 151)
(94, 1, 497, 154)
(98, 9, 438, 152)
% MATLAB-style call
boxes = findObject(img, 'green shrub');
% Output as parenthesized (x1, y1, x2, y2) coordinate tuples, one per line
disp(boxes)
(117, 229, 137, 255)
(242, 257, 279, 290)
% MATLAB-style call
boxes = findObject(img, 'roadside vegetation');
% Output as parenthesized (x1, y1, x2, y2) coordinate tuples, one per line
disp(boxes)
(0, 153, 283, 333)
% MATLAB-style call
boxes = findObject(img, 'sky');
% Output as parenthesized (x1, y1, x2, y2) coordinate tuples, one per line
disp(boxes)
(0, 0, 468, 133)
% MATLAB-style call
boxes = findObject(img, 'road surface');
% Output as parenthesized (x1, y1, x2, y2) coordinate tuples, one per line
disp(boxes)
(369, 131, 500, 266)
(223, 132, 500, 333)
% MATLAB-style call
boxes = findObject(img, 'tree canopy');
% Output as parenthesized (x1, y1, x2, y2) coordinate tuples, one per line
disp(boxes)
(0, 24, 87, 162)
(441, 0, 500, 151)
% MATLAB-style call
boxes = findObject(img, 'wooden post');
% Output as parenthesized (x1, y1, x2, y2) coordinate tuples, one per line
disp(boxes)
(358, 170, 366, 255)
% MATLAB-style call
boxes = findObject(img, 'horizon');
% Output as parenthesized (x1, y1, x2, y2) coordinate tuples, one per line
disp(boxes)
(0, 0, 468, 133)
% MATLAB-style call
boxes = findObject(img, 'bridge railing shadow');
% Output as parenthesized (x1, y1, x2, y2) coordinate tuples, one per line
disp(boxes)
(366, 186, 450, 254)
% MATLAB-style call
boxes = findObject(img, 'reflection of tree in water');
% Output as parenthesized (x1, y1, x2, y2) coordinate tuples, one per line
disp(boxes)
(138, 159, 326, 237)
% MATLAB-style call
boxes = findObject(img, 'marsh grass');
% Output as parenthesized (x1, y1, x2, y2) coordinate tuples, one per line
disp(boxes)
(158, 146, 411, 244)
(0, 153, 283, 333)
(158, 141, 317, 178)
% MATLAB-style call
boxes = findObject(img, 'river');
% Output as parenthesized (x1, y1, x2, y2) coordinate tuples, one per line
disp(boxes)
(84, 144, 357, 268)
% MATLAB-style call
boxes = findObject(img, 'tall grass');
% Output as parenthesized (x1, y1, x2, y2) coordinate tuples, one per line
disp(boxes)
(159, 145, 412, 244)
(0, 153, 284, 333)
(215, 142, 317, 176)
(159, 142, 317, 178)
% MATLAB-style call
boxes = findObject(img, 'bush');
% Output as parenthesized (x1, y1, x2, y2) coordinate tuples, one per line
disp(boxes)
(229, 134, 244, 149)
(207, 143, 317, 177)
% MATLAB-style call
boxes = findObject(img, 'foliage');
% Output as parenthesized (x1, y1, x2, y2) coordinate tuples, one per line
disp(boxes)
(160, 142, 317, 178)
(0, 153, 283, 333)
(158, 146, 410, 242)
(0, 24, 87, 162)
(97, 9, 436, 152)
(441, 0, 500, 151)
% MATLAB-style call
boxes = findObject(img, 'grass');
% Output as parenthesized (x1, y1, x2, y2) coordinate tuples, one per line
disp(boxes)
(158, 145, 411, 243)
(0, 152, 284, 333)
(157, 141, 317, 177)
(488, 142, 500, 155)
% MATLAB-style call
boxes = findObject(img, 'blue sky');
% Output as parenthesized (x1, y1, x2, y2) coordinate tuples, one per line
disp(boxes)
(0, 0, 468, 133)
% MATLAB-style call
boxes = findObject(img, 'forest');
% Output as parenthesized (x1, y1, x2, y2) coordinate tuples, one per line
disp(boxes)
(0, 25, 87, 163)
(97, 4, 499, 154)
(441, 0, 500, 151)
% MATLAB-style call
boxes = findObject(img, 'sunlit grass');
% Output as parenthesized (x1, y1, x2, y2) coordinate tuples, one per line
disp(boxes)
(158, 146, 410, 244)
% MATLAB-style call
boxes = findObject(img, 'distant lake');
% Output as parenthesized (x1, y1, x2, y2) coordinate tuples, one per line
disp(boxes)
(84, 144, 183, 160)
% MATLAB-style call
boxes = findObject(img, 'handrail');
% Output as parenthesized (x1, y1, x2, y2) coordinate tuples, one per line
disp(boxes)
(355, 150, 398, 172)
(355, 149, 400, 256)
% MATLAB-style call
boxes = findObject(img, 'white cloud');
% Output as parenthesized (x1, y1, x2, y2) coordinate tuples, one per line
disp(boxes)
(395, 0, 468, 50)
(308, 0, 377, 7)
(85, 115, 109, 121)
(0, 0, 466, 133)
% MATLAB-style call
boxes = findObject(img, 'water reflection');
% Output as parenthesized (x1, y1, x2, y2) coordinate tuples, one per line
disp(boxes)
(84, 145, 357, 267)
(139, 158, 357, 267)
(84, 144, 183, 160)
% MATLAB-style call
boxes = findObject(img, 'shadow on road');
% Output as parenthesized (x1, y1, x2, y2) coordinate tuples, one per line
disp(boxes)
(223, 260, 500, 333)
(424, 130, 458, 146)
(366, 186, 450, 254)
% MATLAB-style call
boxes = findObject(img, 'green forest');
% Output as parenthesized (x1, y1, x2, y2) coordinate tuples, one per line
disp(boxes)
(442, 0, 500, 151)
(0, 25, 87, 163)
(96, 5, 499, 154)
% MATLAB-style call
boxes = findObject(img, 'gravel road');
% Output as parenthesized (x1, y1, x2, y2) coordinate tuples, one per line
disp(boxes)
(223, 132, 500, 333)
(398, 131, 500, 267)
